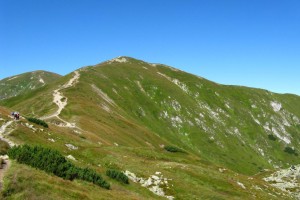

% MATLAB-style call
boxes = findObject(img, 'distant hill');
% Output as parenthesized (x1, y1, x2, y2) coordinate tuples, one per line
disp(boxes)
(0, 70, 61, 100)
(1, 57, 300, 199)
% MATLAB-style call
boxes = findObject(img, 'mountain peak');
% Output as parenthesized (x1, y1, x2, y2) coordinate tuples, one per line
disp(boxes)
(106, 56, 143, 64)
(109, 56, 129, 63)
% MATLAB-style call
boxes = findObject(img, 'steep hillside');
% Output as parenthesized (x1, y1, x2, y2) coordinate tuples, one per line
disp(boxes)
(1, 56, 300, 199)
(0, 70, 61, 100)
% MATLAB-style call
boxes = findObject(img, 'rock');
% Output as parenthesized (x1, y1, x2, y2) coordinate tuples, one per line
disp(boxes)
(151, 175, 160, 180)
(124, 170, 174, 199)
(48, 138, 55, 142)
(65, 144, 78, 150)
(0, 155, 9, 160)
(66, 155, 76, 161)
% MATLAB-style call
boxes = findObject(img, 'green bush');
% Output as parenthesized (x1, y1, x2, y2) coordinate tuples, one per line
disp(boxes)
(27, 117, 48, 128)
(268, 134, 277, 141)
(106, 169, 129, 184)
(164, 145, 185, 153)
(8, 145, 110, 189)
(284, 147, 298, 156)
(0, 140, 10, 155)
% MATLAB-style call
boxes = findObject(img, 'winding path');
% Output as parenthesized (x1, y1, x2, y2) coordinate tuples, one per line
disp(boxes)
(0, 121, 15, 147)
(41, 71, 80, 128)
(0, 120, 15, 191)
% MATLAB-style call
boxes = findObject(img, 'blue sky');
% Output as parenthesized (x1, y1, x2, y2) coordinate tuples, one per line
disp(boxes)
(1, 0, 299, 95)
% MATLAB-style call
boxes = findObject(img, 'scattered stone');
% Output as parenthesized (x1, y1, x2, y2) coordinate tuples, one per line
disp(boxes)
(219, 168, 226, 173)
(264, 165, 300, 199)
(124, 170, 174, 200)
(237, 181, 246, 189)
(48, 138, 55, 142)
(73, 129, 81, 134)
(65, 144, 78, 150)
(66, 155, 76, 161)
(270, 101, 282, 112)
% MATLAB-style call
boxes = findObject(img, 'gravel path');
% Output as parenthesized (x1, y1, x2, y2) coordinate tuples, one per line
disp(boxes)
(41, 71, 80, 128)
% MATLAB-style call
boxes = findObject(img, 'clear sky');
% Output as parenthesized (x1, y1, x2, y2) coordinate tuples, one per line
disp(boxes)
(1, 0, 299, 95)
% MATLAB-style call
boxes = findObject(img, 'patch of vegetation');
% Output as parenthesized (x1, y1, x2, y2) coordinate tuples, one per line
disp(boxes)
(0, 158, 4, 169)
(284, 147, 298, 156)
(268, 134, 277, 141)
(164, 145, 185, 153)
(8, 145, 110, 189)
(0, 140, 10, 155)
(106, 169, 129, 184)
(79, 135, 86, 139)
(27, 117, 49, 128)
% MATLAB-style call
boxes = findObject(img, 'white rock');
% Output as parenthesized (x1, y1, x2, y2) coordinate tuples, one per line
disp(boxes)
(237, 181, 246, 189)
(66, 155, 76, 161)
(271, 101, 282, 112)
(0, 155, 9, 160)
(48, 138, 55, 142)
(65, 144, 78, 150)
(111, 57, 127, 63)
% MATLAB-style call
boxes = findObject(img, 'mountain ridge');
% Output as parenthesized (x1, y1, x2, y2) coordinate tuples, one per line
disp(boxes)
(0, 70, 61, 100)
(1, 57, 300, 199)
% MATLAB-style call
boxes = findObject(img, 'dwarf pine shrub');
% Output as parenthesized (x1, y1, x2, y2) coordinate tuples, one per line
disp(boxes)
(27, 117, 49, 128)
(284, 147, 298, 156)
(106, 169, 129, 184)
(164, 145, 185, 153)
(8, 145, 110, 189)
(268, 134, 277, 141)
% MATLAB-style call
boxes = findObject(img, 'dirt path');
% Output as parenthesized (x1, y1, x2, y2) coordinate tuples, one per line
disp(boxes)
(0, 120, 15, 191)
(41, 71, 80, 128)
(0, 121, 15, 147)
(0, 158, 10, 190)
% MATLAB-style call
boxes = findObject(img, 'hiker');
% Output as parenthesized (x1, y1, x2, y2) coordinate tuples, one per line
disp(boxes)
(12, 112, 20, 120)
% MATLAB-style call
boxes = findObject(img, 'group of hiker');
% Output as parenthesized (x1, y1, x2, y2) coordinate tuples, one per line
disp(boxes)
(11, 111, 20, 120)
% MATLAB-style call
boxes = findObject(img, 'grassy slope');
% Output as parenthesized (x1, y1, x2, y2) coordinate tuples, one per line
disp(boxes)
(76, 58, 300, 174)
(0, 70, 61, 100)
(1, 57, 300, 199)
(0, 117, 289, 200)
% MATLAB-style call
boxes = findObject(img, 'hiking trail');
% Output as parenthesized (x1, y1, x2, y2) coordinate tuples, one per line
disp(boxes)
(0, 120, 16, 191)
(41, 71, 80, 128)
(0, 121, 15, 147)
